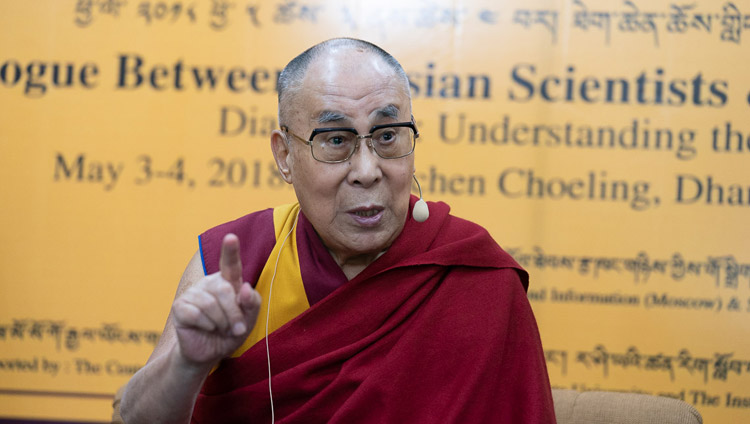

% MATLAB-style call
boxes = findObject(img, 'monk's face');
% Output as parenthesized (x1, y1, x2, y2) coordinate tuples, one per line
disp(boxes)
(274, 48, 414, 266)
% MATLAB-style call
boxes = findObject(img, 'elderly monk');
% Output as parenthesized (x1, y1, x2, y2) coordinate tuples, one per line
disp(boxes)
(119, 38, 556, 423)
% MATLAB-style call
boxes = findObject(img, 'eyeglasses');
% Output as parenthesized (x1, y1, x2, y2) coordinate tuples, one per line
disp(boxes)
(280, 120, 419, 163)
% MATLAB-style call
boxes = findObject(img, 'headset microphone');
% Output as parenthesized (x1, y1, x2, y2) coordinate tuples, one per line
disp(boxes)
(412, 174, 429, 223)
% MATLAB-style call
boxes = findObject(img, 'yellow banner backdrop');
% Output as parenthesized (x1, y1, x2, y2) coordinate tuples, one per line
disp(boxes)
(1, 0, 749, 422)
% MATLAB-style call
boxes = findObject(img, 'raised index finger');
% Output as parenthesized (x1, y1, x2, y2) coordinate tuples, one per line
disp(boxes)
(220, 233, 243, 290)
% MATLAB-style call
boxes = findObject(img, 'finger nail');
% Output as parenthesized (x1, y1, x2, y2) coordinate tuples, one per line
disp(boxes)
(232, 322, 246, 336)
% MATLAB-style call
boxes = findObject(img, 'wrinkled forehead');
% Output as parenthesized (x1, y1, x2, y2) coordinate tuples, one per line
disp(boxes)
(295, 50, 411, 126)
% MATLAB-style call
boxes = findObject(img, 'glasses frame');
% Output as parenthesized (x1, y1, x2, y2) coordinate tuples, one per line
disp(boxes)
(280, 119, 419, 164)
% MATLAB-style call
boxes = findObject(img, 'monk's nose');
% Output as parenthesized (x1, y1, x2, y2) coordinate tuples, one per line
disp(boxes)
(347, 139, 382, 188)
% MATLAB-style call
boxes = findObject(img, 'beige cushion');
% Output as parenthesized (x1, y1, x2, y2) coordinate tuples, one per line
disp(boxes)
(552, 389, 703, 424)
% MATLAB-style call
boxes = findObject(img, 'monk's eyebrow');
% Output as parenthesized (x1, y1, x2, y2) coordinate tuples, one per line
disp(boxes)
(317, 110, 349, 124)
(316, 105, 400, 125)
(372, 104, 400, 120)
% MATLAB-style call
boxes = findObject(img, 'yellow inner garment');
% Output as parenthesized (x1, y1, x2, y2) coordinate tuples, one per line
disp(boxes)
(230, 203, 311, 357)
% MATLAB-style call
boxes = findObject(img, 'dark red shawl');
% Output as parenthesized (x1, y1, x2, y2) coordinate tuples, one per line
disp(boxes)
(192, 198, 556, 423)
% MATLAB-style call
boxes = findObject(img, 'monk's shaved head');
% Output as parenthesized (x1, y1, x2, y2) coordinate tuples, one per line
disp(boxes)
(276, 38, 410, 126)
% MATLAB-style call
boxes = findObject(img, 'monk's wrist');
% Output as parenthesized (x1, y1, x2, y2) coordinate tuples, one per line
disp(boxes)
(170, 344, 216, 380)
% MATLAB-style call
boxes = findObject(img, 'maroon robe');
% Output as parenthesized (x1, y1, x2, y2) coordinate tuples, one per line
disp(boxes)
(193, 197, 556, 423)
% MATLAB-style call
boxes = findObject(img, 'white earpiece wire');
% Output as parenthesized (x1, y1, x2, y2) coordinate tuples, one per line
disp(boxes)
(265, 209, 300, 424)
(413, 173, 423, 199)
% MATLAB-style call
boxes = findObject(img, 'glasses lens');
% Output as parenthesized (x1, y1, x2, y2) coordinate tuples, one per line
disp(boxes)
(372, 126, 415, 158)
(309, 125, 415, 162)
(311, 130, 357, 162)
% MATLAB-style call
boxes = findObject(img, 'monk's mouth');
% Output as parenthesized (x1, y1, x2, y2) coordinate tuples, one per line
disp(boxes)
(354, 209, 380, 217)
(348, 207, 385, 226)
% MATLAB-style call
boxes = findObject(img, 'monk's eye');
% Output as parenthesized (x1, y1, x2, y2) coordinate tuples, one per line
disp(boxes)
(316, 131, 354, 149)
(329, 135, 345, 145)
(378, 129, 397, 143)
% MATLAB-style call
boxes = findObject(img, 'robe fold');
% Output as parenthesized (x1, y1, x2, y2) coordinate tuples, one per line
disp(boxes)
(193, 196, 556, 423)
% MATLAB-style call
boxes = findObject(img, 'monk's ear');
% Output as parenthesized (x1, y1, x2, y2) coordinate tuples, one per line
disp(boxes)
(271, 130, 293, 184)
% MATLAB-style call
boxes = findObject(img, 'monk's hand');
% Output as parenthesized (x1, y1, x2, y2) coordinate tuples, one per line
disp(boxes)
(172, 233, 261, 367)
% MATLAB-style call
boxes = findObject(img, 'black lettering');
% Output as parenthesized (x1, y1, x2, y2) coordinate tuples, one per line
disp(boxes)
(709, 80, 729, 107)
(149, 64, 169, 90)
(219, 106, 246, 136)
(25, 62, 47, 97)
(227, 68, 246, 92)
(192, 66, 223, 89)
(438, 113, 464, 144)
(509, 63, 534, 101)
(0, 60, 22, 86)
(54, 153, 84, 181)
(80, 63, 98, 88)
(117, 54, 144, 89)
(249, 69, 270, 92)
(676, 174, 701, 204)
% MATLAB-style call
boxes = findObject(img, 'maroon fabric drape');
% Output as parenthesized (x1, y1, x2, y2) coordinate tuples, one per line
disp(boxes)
(193, 197, 556, 423)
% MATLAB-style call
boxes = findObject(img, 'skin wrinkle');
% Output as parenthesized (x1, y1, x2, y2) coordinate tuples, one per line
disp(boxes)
(310, 87, 406, 130)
